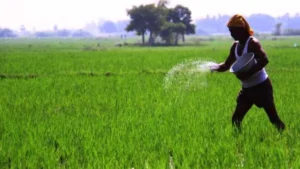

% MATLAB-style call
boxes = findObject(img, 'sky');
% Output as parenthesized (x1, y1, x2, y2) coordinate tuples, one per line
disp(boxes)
(1, 0, 299, 31)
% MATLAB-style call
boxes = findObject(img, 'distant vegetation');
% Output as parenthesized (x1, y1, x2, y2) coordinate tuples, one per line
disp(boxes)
(195, 13, 300, 36)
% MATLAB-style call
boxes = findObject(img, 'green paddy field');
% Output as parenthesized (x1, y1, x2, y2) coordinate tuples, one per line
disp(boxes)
(0, 37, 299, 168)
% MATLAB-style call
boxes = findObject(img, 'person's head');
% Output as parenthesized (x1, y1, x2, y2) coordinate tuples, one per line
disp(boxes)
(227, 14, 254, 41)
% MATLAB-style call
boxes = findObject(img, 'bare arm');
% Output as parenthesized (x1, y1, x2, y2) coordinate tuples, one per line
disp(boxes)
(215, 43, 236, 72)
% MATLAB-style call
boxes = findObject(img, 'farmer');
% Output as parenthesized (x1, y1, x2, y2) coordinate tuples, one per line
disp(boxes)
(211, 14, 286, 132)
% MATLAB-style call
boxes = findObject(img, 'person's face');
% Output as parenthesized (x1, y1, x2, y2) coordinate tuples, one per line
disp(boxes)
(229, 27, 247, 41)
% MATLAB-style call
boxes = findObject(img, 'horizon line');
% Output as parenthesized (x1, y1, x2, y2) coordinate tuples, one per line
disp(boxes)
(1, 12, 299, 31)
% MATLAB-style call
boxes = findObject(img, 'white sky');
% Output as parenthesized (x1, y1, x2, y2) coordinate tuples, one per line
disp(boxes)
(1, 0, 299, 30)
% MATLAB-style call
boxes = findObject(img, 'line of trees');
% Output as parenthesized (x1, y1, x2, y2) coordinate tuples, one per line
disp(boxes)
(125, 0, 195, 45)
(195, 13, 300, 35)
(97, 13, 300, 36)
(0, 28, 16, 38)
(0, 27, 95, 38)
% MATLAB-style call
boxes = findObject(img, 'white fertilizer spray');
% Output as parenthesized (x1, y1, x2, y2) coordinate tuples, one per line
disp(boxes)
(164, 59, 219, 92)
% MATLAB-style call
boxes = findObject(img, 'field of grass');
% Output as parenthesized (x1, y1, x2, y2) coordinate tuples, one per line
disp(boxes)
(0, 37, 300, 168)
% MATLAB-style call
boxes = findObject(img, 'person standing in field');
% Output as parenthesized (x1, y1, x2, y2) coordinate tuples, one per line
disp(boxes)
(210, 14, 286, 132)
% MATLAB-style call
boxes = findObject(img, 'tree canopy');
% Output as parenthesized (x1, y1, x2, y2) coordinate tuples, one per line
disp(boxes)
(126, 1, 196, 45)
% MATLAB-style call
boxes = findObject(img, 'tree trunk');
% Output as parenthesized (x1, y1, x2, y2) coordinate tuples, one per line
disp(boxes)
(182, 33, 185, 43)
(148, 31, 154, 45)
(142, 33, 145, 44)
(175, 33, 179, 45)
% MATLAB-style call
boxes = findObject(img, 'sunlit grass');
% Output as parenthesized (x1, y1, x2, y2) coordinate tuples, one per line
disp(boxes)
(0, 38, 300, 168)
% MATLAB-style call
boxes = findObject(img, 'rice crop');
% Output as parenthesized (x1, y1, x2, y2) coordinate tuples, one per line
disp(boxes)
(0, 38, 300, 168)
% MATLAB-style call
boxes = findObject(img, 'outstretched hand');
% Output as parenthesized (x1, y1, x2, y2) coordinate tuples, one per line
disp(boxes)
(209, 64, 220, 72)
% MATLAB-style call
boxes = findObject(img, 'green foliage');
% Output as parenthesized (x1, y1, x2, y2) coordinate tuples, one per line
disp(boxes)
(160, 22, 186, 45)
(126, 2, 195, 45)
(126, 4, 166, 45)
(165, 5, 196, 44)
(168, 5, 196, 35)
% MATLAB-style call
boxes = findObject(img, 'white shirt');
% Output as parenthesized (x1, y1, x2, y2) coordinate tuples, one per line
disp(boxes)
(234, 36, 268, 88)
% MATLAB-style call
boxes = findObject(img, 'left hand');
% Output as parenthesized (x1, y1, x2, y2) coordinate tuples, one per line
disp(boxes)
(209, 65, 220, 72)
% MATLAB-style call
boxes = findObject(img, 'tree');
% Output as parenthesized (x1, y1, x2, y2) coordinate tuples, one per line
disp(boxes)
(157, 0, 169, 8)
(167, 5, 195, 43)
(100, 21, 118, 33)
(247, 14, 275, 33)
(20, 25, 26, 32)
(126, 1, 195, 45)
(274, 23, 282, 36)
(160, 22, 185, 45)
(53, 25, 58, 32)
(35, 31, 54, 38)
(126, 4, 166, 45)
(71, 29, 92, 38)
(126, 5, 148, 44)
(56, 29, 71, 37)
(0, 28, 16, 38)
(195, 15, 230, 34)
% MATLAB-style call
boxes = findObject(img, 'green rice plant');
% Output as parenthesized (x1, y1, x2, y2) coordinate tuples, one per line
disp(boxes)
(0, 38, 300, 168)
